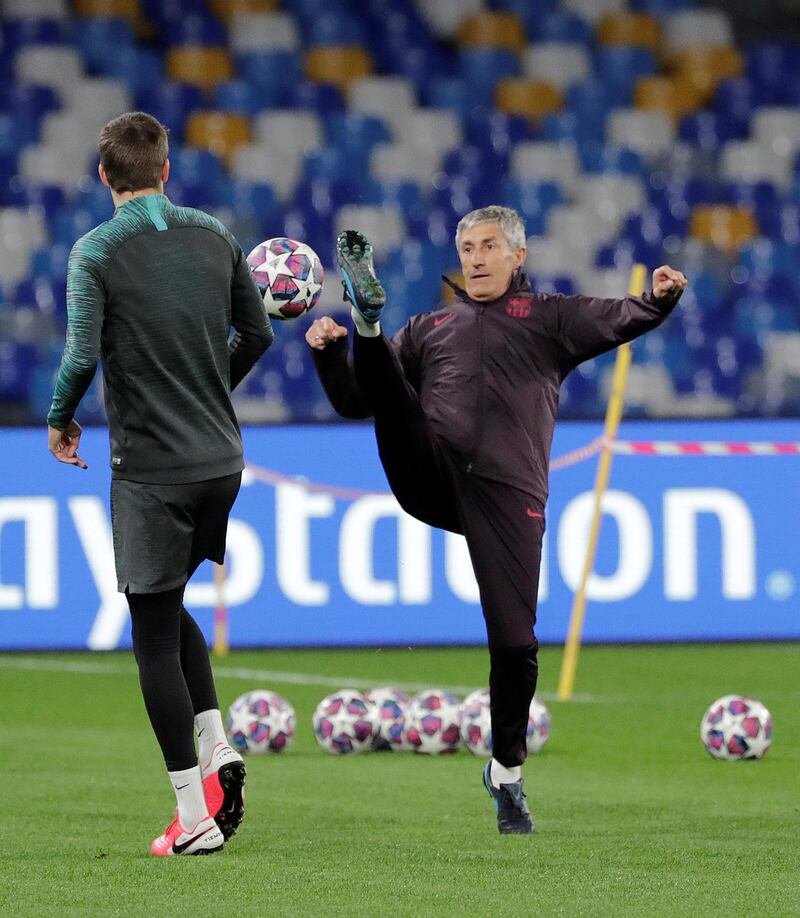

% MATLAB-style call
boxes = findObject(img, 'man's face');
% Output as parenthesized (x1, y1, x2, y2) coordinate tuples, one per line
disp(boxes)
(457, 222, 527, 302)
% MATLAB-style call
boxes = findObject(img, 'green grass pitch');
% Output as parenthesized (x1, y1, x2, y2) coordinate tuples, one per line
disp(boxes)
(0, 643, 797, 917)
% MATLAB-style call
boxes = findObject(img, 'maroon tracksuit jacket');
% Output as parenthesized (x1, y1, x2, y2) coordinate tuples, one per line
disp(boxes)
(314, 271, 682, 509)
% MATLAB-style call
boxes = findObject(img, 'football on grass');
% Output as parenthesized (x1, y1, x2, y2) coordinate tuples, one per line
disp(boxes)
(700, 694, 773, 760)
(312, 689, 379, 755)
(403, 689, 462, 755)
(226, 689, 296, 754)
(366, 686, 409, 751)
(247, 236, 324, 320)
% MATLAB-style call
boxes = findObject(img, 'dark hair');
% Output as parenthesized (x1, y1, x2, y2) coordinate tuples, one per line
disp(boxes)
(98, 111, 169, 194)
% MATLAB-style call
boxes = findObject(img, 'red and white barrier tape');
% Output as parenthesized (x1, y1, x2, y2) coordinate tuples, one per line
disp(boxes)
(610, 440, 800, 457)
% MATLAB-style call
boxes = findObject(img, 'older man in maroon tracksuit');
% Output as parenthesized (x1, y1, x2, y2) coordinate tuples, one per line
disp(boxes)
(306, 207, 687, 834)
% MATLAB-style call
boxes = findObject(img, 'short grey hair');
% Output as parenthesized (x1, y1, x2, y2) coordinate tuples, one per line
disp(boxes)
(455, 205, 526, 251)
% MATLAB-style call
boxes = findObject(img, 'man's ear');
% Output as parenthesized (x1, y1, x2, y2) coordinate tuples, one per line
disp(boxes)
(98, 163, 110, 188)
(515, 246, 527, 269)
(162, 159, 170, 184)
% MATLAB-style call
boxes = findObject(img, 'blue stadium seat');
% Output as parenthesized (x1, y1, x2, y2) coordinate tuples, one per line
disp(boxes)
(680, 112, 745, 153)
(301, 146, 360, 185)
(713, 78, 767, 135)
(423, 78, 478, 120)
(50, 207, 101, 247)
(465, 112, 530, 162)
(580, 143, 643, 176)
(458, 49, 520, 108)
(10, 278, 66, 319)
(543, 112, 605, 146)
(94, 45, 164, 97)
(0, 179, 65, 219)
(0, 18, 71, 53)
(293, 176, 356, 213)
(234, 51, 301, 105)
(0, 341, 36, 401)
(567, 78, 626, 118)
(305, 11, 367, 46)
(734, 297, 800, 338)
(500, 178, 563, 235)
(214, 80, 262, 116)
(746, 44, 800, 105)
(738, 240, 799, 278)
(30, 243, 70, 283)
(0, 115, 26, 155)
(327, 114, 391, 161)
(629, 0, 694, 11)
(136, 83, 204, 138)
(0, 84, 60, 146)
(559, 367, 602, 418)
(290, 81, 343, 116)
(283, 202, 336, 266)
(76, 17, 134, 73)
(595, 47, 656, 101)
(757, 202, 800, 244)
(362, 178, 425, 218)
(159, 11, 227, 47)
(530, 11, 593, 44)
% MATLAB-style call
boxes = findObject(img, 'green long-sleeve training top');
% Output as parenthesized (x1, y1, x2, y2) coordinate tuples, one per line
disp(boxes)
(47, 193, 274, 484)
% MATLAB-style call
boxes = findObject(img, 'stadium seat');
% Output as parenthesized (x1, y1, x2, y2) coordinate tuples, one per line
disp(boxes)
(521, 43, 591, 90)
(19, 144, 92, 193)
(510, 141, 581, 196)
(679, 111, 744, 153)
(14, 46, 84, 97)
(1, 18, 71, 54)
(690, 205, 758, 252)
(234, 50, 301, 103)
(253, 111, 324, 158)
(327, 113, 392, 161)
(61, 77, 132, 123)
(231, 143, 300, 202)
(595, 47, 656, 102)
(228, 12, 299, 52)
(597, 12, 661, 52)
(3, 0, 68, 15)
(720, 140, 793, 191)
(752, 108, 800, 159)
(304, 46, 373, 92)
(662, 9, 734, 51)
(348, 76, 417, 135)
(564, 0, 628, 22)
(399, 109, 463, 162)
(370, 143, 439, 190)
(209, 0, 278, 20)
(496, 79, 562, 122)
(458, 12, 526, 51)
(184, 112, 252, 166)
(579, 143, 643, 175)
(529, 10, 593, 45)
(73, 0, 141, 20)
(165, 47, 233, 91)
(548, 203, 618, 247)
(542, 112, 604, 146)
(607, 109, 676, 158)
(213, 80, 262, 116)
(416, 0, 483, 40)
(635, 76, 703, 121)
(291, 81, 343, 116)
(668, 47, 744, 102)
(457, 48, 520, 108)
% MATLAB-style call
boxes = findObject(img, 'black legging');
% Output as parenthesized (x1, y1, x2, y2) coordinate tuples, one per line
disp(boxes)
(128, 587, 218, 771)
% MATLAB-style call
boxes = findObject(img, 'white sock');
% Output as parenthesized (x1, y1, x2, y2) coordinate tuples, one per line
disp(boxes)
(351, 306, 380, 337)
(195, 709, 227, 766)
(491, 759, 522, 788)
(168, 765, 209, 829)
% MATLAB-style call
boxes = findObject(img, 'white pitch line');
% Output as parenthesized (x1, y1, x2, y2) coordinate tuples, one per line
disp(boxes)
(0, 655, 602, 703)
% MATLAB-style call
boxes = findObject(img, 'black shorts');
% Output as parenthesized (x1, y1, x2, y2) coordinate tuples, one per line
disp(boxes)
(111, 473, 241, 594)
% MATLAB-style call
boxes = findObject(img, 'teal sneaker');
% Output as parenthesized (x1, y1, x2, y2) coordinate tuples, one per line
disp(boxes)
(336, 229, 386, 324)
(482, 761, 534, 835)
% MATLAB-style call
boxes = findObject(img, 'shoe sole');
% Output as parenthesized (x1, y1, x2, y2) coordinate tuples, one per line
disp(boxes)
(336, 230, 386, 319)
(214, 761, 246, 841)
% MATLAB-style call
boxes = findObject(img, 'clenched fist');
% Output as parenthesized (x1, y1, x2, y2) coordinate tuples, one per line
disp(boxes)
(306, 316, 348, 350)
(652, 265, 688, 299)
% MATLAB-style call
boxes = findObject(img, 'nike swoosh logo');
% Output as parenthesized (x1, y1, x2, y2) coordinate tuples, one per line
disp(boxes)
(434, 313, 453, 326)
(527, 508, 543, 518)
(197, 728, 205, 736)
(175, 784, 189, 790)
(172, 827, 214, 854)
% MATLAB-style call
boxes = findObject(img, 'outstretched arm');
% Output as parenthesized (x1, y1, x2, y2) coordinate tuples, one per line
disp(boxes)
(307, 316, 373, 419)
(553, 265, 688, 366)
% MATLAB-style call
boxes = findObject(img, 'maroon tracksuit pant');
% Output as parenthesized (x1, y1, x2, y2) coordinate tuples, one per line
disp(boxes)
(354, 333, 543, 767)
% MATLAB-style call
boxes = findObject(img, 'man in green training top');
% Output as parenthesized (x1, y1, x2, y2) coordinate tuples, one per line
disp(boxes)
(46, 111, 273, 856)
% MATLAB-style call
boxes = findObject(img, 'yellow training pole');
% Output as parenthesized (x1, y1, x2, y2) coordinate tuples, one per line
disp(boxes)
(556, 263, 647, 701)
(213, 560, 229, 657)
